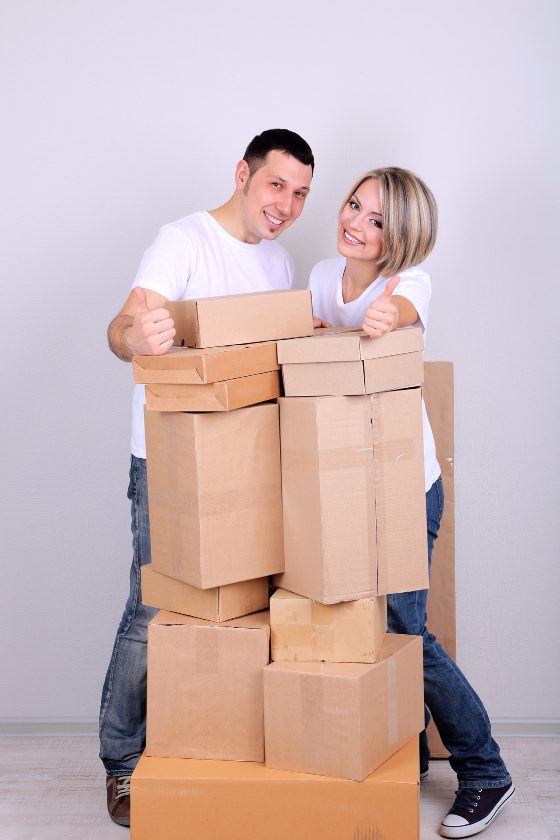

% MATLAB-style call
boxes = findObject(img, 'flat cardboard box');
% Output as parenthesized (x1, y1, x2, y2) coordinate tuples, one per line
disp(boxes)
(281, 352, 423, 397)
(141, 564, 269, 622)
(263, 634, 424, 781)
(276, 324, 423, 364)
(274, 389, 428, 604)
(424, 361, 456, 759)
(144, 370, 281, 412)
(131, 736, 420, 840)
(132, 341, 279, 384)
(166, 289, 314, 349)
(146, 609, 270, 762)
(270, 588, 387, 663)
(145, 402, 284, 589)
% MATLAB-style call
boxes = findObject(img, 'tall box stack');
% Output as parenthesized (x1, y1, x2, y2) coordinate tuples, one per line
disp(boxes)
(131, 308, 427, 840)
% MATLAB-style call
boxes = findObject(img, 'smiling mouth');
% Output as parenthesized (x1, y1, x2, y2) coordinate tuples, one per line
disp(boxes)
(263, 210, 286, 228)
(342, 228, 365, 246)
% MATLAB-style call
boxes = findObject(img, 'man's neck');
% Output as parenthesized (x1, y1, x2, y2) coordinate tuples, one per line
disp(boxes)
(208, 194, 261, 245)
(342, 258, 381, 304)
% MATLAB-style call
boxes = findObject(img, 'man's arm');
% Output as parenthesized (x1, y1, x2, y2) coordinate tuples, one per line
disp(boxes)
(108, 287, 176, 362)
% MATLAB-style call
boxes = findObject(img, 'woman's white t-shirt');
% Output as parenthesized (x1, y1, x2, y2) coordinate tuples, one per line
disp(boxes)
(309, 258, 440, 492)
(130, 210, 296, 458)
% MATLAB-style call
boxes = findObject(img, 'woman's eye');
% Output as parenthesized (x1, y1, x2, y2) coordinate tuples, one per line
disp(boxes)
(349, 201, 359, 211)
(371, 218, 382, 228)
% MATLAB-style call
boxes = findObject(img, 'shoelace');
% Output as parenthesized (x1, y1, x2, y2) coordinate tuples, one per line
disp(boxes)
(453, 789, 482, 813)
(115, 776, 131, 800)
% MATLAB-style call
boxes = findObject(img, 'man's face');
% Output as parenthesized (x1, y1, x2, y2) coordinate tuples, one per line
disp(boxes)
(237, 150, 312, 242)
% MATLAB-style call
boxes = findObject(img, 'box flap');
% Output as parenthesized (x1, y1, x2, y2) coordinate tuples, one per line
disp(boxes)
(149, 608, 270, 631)
(277, 325, 423, 364)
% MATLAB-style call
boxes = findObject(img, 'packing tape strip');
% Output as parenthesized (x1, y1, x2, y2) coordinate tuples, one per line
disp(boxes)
(387, 655, 398, 745)
(280, 447, 372, 473)
(301, 673, 325, 775)
(362, 397, 378, 595)
(195, 625, 220, 674)
(148, 482, 281, 518)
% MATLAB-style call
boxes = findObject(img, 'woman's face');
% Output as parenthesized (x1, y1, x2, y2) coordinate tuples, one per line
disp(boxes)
(337, 178, 383, 262)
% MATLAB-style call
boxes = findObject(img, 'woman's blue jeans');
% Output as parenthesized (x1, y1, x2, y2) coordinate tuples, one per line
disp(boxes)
(387, 475, 511, 790)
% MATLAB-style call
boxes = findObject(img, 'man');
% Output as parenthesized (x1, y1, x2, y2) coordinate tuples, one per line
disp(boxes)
(102, 129, 314, 826)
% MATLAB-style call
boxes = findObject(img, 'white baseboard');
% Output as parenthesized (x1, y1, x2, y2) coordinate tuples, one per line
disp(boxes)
(0, 716, 559, 737)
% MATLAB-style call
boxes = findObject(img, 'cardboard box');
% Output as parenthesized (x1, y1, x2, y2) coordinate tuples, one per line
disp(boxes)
(146, 609, 270, 762)
(132, 341, 280, 384)
(281, 353, 423, 397)
(274, 389, 428, 604)
(424, 361, 455, 759)
(144, 370, 281, 412)
(145, 402, 284, 589)
(270, 588, 387, 663)
(166, 289, 314, 349)
(130, 736, 420, 840)
(141, 564, 269, 622)
(263, 633, 423, 781)
(276, 324, 423, 364)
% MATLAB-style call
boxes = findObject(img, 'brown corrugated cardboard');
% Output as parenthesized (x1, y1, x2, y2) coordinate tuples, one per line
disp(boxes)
(270, 588, 387, 663)
(274, 389, 428, 604)
(145, 403, 284, 589)
(263, 633, 424, 781)
(146, 610, 270, 762)
(132, 341, 279, 384)
(144, 370, 281, 412)
(166, 289, 314, 349)
(276, 324, 423, 364)
(131, 736, 420, 840)
(424, 361, 455, 759)
(281, 352, 423, 397)
(141, 564, 269, 622)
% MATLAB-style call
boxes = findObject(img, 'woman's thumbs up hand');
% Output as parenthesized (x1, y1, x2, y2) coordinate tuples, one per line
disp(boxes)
(362, 275, 400, 338)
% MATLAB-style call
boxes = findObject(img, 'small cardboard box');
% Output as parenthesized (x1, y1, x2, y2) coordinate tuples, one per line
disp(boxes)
(274, 389, 428, 604)
(166, 289, 314, 349)
(131, 736, 420, 840)
(270, 588, 387, 663)
(276, 324, 423, 363)
(144, 370, 281, 412)
(132, 341, 279, 384)
(141, 564, 269, 622)
(145, 402, 284, 589)
(279, 326, 424, 397)
(263, 633, 423, 781)
(146, 610, 270, 762)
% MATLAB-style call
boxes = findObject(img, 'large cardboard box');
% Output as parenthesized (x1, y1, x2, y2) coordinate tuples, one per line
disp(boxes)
(279, 326, 424, 397)
(274, 388, 428, 604)
(263, 634, 424, 781)
(141, 564, 269, 622)
(132, 341, 279, 384)
(131, 736, 420, 840)
(270, 588, 387, 663)
(144, 370, 281, 412)
(167, 289, 314, 348)
(145, 402, 284, 589)
(146, 610, 270, 762)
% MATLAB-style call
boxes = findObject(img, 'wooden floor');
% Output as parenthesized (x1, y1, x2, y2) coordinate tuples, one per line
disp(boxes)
(0, 736, 558, 839)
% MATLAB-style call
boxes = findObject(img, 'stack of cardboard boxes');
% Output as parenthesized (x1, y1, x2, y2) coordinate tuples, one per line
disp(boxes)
(130, 291, 430, 840)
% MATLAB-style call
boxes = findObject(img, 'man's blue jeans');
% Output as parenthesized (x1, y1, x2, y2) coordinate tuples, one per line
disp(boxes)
(387, 475, 511, 790)
(99, 456, 157, 777)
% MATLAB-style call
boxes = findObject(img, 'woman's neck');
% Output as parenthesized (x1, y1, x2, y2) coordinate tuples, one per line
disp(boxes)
(342, 258, 381, 304)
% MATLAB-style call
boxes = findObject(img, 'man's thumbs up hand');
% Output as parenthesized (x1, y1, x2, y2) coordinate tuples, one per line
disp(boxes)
(127, 287, 176, 356)
(362, 276, 400, 338)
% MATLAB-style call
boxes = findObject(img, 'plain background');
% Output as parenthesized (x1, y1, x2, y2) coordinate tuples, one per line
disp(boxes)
(1, 0, 559, 727)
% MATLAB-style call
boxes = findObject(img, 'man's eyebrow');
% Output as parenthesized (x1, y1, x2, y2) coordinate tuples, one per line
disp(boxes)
(270, 175, 310, 191)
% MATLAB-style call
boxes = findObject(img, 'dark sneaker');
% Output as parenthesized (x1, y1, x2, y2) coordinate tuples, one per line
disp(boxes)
(440, 783, 515, 837)
(106, 775, 131, 827)
(420, 764, 429, 781)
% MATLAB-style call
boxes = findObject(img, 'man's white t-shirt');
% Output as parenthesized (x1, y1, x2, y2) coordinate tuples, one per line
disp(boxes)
(309, 258, 441, 492)
(130, 210, 295, 457)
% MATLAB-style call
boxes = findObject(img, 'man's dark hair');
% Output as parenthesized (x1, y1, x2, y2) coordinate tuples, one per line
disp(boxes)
(243, 128, 314, 177)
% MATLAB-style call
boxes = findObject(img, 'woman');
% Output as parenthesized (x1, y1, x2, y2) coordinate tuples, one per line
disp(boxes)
(310, 168, 514, 839)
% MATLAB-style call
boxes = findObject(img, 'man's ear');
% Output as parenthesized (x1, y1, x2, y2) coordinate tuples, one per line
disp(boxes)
(234, 159, 250, 191)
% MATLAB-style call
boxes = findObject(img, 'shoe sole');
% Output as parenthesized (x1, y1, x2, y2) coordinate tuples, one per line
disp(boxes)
(109, 814, 130, 827)
(440, 784, 515, 838)
(420, 769, 429, 781)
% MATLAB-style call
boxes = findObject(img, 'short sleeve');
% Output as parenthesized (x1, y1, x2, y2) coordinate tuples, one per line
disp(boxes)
(130, 223, 194, 301)
(391, 267, 432, 334)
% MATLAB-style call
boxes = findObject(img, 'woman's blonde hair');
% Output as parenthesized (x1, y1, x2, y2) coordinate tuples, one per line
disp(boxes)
(339, 167, 438, 277)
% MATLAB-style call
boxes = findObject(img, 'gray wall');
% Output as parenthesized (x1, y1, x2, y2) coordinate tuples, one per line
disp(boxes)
(1, 0, 559, 725)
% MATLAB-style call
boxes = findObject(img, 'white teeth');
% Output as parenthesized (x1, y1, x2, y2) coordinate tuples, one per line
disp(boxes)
(345, 229, 364, 245)
(265, 211, 283, 225)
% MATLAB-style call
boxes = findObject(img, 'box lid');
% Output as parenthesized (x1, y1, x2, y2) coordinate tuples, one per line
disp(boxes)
(149, 609, 270, 631)
(277, 326, 423, 364)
